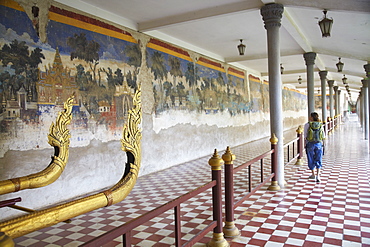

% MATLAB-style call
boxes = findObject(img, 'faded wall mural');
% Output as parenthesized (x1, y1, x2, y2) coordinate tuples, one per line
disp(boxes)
(283, 87, 307, 112)
(146, 39, 254, 116)
(146, 40, 279, 118)
(315, 95, 330, 110)
(0, 0, 307, 157)
(0, 1, 140, 156)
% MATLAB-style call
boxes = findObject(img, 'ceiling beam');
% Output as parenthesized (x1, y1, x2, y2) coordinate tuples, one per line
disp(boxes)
(279, 0, 370, 13)
(282, 9, 326, 71)
(138, 0, 262, 32)
(326, 68, 365, 78)
(314, 48, 370, 63)
(225, 50, 302, 63)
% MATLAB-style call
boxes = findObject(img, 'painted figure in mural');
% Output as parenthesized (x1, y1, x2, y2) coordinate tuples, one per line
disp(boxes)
(304, 112, 326, 182)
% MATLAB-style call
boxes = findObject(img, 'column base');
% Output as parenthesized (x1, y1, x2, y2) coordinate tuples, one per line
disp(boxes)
(223, 221, 240, 238)
(267, 181, 281, 191)
(295, 158, 304, 166)
(206, 232, 229, 247)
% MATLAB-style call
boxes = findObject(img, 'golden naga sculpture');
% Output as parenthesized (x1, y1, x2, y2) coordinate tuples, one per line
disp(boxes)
(0, 95, 74, 195)
(0, 87, 142, 240)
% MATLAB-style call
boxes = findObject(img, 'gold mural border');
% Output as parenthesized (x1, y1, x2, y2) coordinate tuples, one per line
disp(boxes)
(147, 43, 193, 62)
(0, 0, 137, 44)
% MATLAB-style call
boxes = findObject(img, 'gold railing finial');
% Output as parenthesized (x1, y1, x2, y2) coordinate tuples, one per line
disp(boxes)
(269, 133, 278, 145)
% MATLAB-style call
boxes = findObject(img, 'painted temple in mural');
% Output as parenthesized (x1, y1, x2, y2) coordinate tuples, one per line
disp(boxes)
(37, 48, 79, 106)
(0, 47, 135, 134)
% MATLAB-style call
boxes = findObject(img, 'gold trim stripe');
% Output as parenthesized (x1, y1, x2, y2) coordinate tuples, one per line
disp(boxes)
(147, 43, 192, 62)
(1, 0, 23, 11)
(0, 0, 137, 44)
(228, 71, 244, 79)
(197, 60, 226, 73)
(48, 12, 137, 43)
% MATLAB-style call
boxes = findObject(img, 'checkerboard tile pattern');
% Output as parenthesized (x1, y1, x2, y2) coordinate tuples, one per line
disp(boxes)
(11, 117, 370, 246)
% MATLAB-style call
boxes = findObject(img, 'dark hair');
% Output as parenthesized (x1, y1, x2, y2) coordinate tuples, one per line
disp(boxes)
(311, 112, 319, 121)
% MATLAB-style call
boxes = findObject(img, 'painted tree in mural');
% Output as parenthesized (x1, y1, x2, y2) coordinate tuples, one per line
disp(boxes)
(185, 62, 201, 111)
(126, 70, 137, 90)
(125, 43, 142, 68)
(0, 39, 44, 104)
(67, 33, 100, 85)
(150, 51, 167, 112)
(169, 56, 184, 106)
(103, 67, 123, 91)
(124, 43, 141, 92)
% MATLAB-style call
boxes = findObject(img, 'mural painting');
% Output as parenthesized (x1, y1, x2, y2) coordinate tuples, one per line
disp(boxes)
(283, 88, 307, 112)
(315, 95, 330, 110)
(249, 75, 263, 112)
(147, 39, 252, 117)
(0, 1, 141, 155)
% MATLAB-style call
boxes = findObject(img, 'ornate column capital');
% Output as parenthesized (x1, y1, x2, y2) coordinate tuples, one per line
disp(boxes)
(328, 80, 335, 87)
(337, 90, 341, 95)
(362, 79, 369, 88)
(333, 85, 338, 92)
(303, 52, 317, 66)
(364, 63, 370, 78)
(319, 70, 328, 80)
(260, 3, 284, 30)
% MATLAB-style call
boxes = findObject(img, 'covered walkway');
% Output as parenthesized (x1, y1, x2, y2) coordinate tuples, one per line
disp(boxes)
(14, 114, 370, 246)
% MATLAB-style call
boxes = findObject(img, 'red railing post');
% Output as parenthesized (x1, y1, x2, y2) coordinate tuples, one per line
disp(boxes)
(207, 150, 229, 247)
(267, 134, 281, 191)
(295, 125, 304, 166)
(222, 147, 240, 238)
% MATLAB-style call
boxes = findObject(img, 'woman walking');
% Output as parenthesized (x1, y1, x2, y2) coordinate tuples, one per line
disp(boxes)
(304, 112, 326, 182)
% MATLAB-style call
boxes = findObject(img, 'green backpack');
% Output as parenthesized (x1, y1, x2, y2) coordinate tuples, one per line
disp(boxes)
(307, 122, 324, 142)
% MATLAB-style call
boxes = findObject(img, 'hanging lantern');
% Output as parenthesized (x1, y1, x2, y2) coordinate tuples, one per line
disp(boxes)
(318, 10, 333, 38)
(336, 57, 344, 72)
(342, 74, 347, 84)
(298, 76, 302, 84)
(237, 39, 246, 56)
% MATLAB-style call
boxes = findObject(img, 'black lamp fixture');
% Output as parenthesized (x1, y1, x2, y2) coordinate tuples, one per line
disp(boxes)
(298, 75, 302, 84)
(280, 63, 284, 74)
(345, 84, 349, 91)
(318, 10, 333, 38)
(336, 57, 344, 72)
(342, 74, 347, 84)
(237, 39, 246, 56)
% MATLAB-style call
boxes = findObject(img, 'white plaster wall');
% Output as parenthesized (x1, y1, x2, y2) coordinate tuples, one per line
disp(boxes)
(0, 139, 126, 220)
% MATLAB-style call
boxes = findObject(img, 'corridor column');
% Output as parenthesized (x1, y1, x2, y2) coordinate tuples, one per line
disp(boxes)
(260, 3, 285, 188)
(319, 71, 328, 129)
(334, 86, 339, 117)
(304, 52, 317, 119)
(338, 90, 341, 117)
(359, 91, 363, 128)
(362, 80, 368, 140)
(328, 80, 334, 119)
(364, 63, 370, 144)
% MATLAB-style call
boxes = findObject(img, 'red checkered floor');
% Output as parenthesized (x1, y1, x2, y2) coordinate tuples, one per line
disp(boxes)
(10, 115, 370, 246)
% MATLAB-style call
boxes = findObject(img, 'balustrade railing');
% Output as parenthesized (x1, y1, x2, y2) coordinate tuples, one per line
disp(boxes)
(81, 150, 227, 247)
(222, 139, 277, 238)
(283, 126, 304, 166)
(325, 114, 342, 134)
